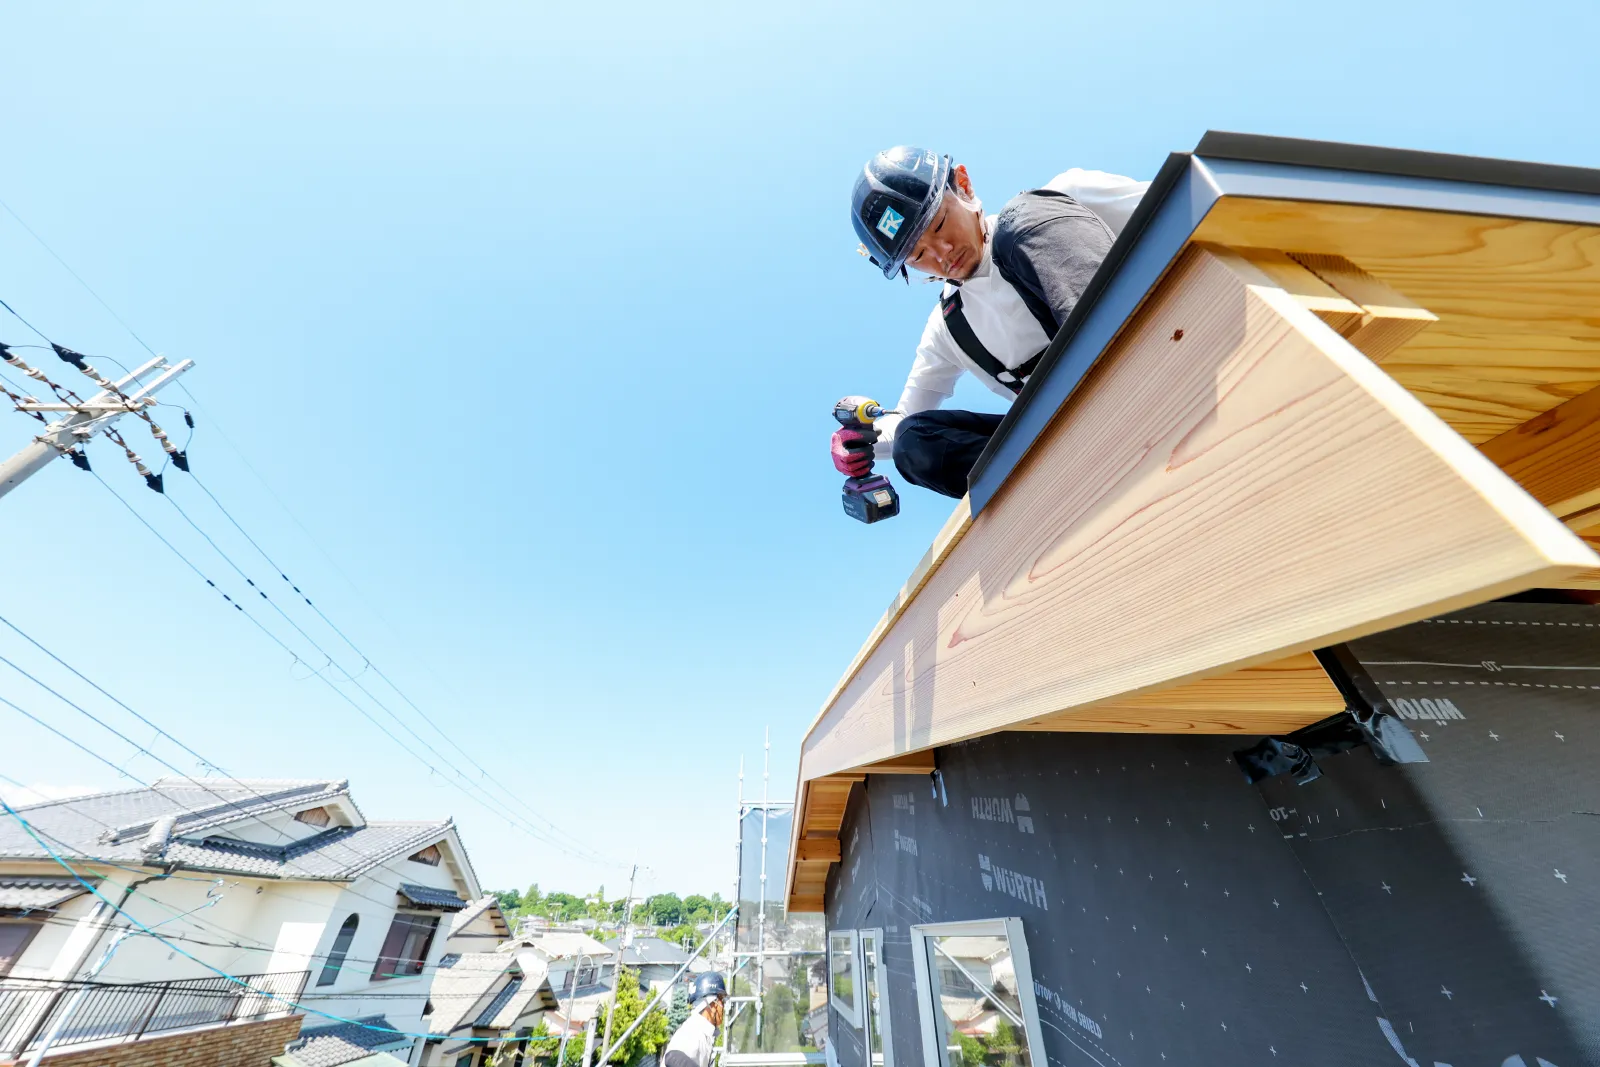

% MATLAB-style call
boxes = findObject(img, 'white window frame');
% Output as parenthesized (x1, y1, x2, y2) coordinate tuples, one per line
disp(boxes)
(858, 927, 893, 1067)
(908, 918, 1047, 1067)
(828, 927, 862, 1028)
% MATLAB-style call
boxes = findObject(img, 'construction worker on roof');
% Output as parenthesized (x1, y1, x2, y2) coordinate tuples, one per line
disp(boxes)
(833, 147, 1149, 499)
(662, 972, 727, 1067)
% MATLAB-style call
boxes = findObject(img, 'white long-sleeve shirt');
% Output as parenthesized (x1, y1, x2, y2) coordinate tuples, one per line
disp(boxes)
(874, 169, 1148, 456)
(662, 1011, 717, 1067)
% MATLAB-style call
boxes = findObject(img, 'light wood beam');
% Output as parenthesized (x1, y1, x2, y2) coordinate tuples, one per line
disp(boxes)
(1478, 381, 1600, 519)
(795, 838, 841, 863)
(1014, 652, 1344, 734)
(1289, 251, 1439, 362)
(855, 751, 937, 774)
(1192, 199, 1600, 443)
(799, 244, 1596, 784)
(1217, 245, 1365, 336)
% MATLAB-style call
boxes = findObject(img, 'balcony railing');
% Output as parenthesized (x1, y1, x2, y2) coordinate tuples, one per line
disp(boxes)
(0, 970, 309, 1057)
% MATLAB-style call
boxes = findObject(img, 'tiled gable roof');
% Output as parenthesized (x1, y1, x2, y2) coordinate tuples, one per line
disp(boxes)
(285, 1015, 410, 1067)
(0, 779, 450, 881)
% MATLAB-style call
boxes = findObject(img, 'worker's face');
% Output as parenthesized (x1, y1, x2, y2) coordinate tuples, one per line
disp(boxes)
(906, 164, 985, 282)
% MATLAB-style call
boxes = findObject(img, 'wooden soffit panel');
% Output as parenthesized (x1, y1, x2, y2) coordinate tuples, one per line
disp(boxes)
(797, 244, 1596, 787)
(1190, 198, 1600, 444)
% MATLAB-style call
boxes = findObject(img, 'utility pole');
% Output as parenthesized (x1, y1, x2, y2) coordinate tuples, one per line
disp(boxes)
(0, 351, 194, 499)
(597, 863, 638, 1067)
(25, 879, 222, 1067)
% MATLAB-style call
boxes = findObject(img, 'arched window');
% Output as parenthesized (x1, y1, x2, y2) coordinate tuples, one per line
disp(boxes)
(317, 914, 360, 987)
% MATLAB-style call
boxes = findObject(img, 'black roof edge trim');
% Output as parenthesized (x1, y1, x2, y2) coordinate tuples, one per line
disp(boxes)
(966, 150, 1193, 495)
(1195, 130, 1600, 199)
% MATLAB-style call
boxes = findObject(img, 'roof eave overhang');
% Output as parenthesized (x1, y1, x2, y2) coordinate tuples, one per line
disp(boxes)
(786, 131, 1600, 912)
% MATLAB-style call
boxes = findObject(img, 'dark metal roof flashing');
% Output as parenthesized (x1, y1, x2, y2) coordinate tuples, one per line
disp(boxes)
(1194, 131, 1600, 198)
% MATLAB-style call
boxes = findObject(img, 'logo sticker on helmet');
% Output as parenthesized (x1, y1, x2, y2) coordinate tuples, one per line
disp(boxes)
(876, 207, 904, 240)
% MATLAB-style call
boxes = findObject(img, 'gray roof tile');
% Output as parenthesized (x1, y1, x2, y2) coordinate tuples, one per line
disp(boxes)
(287, 1015, 411, 1067)
(0, 876, 94, 912)
(398, 883, 469, 910)
(0, 779, 449, 881)
(474, 976, 523, 1028)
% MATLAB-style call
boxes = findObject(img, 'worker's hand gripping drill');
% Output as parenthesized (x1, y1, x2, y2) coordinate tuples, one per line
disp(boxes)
(831, 396, 901, 524)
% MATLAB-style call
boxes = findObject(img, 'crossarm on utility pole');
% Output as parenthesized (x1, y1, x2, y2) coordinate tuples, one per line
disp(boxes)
(0, 356, 192, 500)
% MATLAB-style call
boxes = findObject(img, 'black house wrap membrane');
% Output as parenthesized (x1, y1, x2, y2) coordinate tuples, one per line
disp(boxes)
(823, 599, 1599, 1067)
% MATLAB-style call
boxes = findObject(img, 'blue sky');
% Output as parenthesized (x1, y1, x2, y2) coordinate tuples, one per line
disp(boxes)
(2, 0, 1597, 896)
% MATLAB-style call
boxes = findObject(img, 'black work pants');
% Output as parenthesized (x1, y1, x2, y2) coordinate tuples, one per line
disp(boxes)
(890, 410, 1004, 499)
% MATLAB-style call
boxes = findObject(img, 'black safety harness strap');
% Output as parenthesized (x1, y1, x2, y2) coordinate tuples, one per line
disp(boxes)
(940, 288, 1048, 396)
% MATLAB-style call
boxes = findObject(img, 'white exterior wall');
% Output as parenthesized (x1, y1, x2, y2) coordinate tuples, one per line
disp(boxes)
(294, 834, 473, 1034)
(1, 798, 481, 1053)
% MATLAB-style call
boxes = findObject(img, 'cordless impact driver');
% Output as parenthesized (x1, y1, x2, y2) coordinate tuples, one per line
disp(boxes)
(833, 396, 900, 524)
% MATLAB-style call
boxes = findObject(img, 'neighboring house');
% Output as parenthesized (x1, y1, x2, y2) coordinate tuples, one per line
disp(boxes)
(0, 777, 480, 1066)
(598, 936, 700, 993)
(539, 978, 613, 1039)
(500, 928, 618, 1042)
(442, 896, 511, 956)
(503, 929, 614, 998)
(414, 952, 554, 1067)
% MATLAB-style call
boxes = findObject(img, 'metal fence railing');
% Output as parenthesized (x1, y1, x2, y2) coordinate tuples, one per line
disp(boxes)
(0, 970, 309, 1057)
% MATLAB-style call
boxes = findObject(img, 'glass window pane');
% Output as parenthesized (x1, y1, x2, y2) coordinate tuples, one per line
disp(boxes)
(828, 931, 856, 1015)
(924, 933, 1031, 1067)
(861, 932, 888, 1065)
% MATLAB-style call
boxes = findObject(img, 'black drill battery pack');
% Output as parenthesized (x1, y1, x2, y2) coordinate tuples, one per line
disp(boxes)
(842, 474, 900, 523)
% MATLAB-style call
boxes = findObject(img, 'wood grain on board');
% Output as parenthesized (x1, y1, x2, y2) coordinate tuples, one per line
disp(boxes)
(1013, 652, 1343, 734)
(1288, 251, 1439, 362)
(798, 244, 1595, 786)
(1478, 382, 1600, 519)
(1192, 198, 1600, 442)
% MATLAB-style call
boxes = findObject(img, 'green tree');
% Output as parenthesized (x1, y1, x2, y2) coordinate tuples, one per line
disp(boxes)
(524, 883, 543, 910)
(682, 895, 713, 923)
(988, 1020, 1023, 1067)
(660, 924, 697, 948)
(522, 1020, 559, 1067)
(666, 984, 691, 1031)
(494, 888, 522, 912)
(646, 893, 684, 926)
(543, 892, 586, 921)
(595, 967, 670, 1065)
(954, 1031, 985, 1067)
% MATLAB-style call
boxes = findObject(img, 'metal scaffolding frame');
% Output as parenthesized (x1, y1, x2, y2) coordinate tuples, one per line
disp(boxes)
(719, 730, 823, 1067)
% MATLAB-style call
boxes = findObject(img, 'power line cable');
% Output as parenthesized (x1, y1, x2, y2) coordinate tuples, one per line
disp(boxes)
(1, 288, 613, 866)
(0, 801, 552, 1045)
(0, 616, 457, 908)
(163, 483, 615, 865)
(178, 468, 606, 857)
(91, 471, 619, 866)
(0, 225, 621, 867)
(0, 678, 408, 915)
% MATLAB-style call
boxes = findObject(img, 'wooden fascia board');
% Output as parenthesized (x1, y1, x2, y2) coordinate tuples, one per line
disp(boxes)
(798, 245, 1596, 785)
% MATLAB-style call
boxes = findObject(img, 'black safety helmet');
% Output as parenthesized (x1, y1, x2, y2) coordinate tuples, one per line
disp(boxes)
(851, 146, 952, 280)
(690, 971, 727, 1004)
